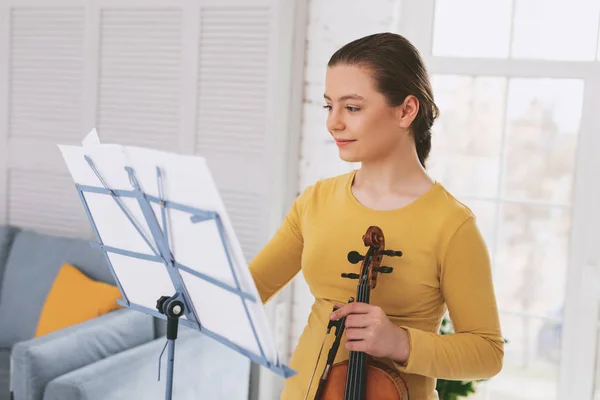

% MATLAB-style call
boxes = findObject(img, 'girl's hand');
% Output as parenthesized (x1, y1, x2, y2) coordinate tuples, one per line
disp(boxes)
(330, 302, 410, 363)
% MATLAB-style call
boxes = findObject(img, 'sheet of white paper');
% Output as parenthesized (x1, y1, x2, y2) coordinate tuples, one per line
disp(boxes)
(58, 141, 280, 369)
(58, 144, 156, 255)
(180, 269, 262, 355)
(123, 145, 277, 364)
(108, 253, 177, 312)
(82, 128, 100, 146)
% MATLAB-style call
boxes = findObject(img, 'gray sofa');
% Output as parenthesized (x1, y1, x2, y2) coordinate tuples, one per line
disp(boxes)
(0, 226, 251, 400)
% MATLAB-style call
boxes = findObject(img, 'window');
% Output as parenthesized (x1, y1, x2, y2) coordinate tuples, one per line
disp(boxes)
(400, 0, 600, 398)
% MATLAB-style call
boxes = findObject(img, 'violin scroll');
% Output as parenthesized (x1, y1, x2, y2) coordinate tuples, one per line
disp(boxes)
(342, 226, 403, 290)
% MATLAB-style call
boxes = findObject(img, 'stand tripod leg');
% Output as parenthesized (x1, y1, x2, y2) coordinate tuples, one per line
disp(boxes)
(157, 295, 184, 400)
(166, 338, 175, 399)
(165, 316, 179, 400)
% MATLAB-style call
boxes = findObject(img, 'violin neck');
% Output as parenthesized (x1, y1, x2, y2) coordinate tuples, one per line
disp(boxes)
(356, 279, 370, 304)
(344, 280, 371, 400)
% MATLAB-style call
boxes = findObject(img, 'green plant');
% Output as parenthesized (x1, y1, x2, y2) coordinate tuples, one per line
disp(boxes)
(436, 379, 477, 400)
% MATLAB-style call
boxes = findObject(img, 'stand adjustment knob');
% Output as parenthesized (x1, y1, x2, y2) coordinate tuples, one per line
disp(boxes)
(156, 295, 171, 314)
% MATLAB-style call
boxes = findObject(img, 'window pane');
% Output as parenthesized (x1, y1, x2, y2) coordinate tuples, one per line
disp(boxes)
(512, 0, 600, 61)
(495, 204, 570, 315)
(428, 75, 506, 198)
(503, 78, 583, 204)
(594, 327, 600, 399)
(432, 0, 512, 58)
(481, 314, 561, 399)
(598, 25, 600, 60)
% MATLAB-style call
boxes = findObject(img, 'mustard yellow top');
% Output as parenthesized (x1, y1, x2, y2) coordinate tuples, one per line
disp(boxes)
(249, 171, 504, 400)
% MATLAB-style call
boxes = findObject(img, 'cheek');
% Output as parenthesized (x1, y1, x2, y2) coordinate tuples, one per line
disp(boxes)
(348, 112, 382, 136)
(352, 114, 398, 147)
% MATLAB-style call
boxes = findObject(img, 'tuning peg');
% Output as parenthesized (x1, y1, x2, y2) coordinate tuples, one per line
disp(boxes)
(347, 251, 365, 264)
(341, 273, 360, 279)
(373, 266, 393, 274)
(382, 250, 402, 257)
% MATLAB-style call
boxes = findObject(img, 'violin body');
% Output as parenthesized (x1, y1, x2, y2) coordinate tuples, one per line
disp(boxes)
(316, 358, 409, 400)
(309, 226, 410, 400)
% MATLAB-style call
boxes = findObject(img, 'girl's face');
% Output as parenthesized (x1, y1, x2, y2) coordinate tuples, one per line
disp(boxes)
(323, 64, 417, 163)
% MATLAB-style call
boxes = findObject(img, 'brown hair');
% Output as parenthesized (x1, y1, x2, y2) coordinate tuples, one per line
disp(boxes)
(327, 32, 439, 168)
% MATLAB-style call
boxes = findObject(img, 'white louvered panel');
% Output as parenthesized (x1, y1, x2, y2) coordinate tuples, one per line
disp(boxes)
(8, 169, 91, 239)
(97, 8, 182, 151)
(9, 7, 85, 141)
(221, 189, 263, 262)
(8, 137, 71, 173)
(195, 7, 271, 156)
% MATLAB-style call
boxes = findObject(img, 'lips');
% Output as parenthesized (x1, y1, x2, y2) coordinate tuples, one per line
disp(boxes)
(334, 139, 356, 147)
(334, 138, 356, 143)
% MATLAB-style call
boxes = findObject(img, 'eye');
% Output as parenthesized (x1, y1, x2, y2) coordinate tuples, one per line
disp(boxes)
(323, 104, 332, 111)
(346, 106, 361, 112)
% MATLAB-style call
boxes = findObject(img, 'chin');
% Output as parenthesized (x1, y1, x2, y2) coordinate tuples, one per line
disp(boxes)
(338, 150, 361, 163)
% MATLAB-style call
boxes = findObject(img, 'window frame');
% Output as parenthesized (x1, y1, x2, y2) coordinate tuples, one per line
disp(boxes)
(397, 0, 600, 398)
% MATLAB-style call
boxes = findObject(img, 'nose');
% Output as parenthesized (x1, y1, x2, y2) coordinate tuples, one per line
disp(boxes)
(326, 108, 345, 133)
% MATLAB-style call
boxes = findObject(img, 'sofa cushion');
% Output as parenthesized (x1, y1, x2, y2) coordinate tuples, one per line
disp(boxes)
(12, 308, 154, 400)
(0, 229, 113, 348)
(0, 226, 19, 299)
(35, 263, 122, 337)
(43, 328, 251, 400)
(0, 348, 10, 400)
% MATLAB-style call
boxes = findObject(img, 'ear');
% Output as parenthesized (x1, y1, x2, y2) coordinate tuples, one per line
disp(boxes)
(395, 95, 419, 129)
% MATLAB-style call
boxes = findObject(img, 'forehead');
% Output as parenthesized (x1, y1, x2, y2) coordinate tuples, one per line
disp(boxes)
(324, 64, 378, 97)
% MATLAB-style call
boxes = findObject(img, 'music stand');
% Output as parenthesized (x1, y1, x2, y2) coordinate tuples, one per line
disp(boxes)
(58, 131, 296, 400)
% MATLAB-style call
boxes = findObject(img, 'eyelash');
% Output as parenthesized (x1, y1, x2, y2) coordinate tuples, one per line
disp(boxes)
(323, 105, 361, 112)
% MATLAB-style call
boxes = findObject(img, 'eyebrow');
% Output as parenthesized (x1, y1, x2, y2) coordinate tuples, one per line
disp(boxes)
(323, 94, 365, 101)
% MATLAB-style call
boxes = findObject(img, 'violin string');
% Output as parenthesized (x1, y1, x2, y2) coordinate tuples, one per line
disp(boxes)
(359, 279, 365, 399)
(351, 280, 362, 400)
(358, 277, 367, 399)
(352, 254, 368, 399)
(356, 256, 372, 399)
(348, 272, 361, 399)
(354, 277, 367, 399)
(345, 279, 360, 400)
(357, 289, 364, 399)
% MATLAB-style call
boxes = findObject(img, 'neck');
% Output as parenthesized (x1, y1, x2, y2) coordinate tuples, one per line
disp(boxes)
(354, 140, 433, 195)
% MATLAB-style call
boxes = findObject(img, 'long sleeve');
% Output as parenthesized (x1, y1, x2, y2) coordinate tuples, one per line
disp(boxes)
(248, 186, 311, 304)
(394, 215, 504, 380)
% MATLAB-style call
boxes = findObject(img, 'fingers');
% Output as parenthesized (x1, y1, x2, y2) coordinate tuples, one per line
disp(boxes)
(344, 314, 370, 328)
(330, 302, 374, 320)
(345, 327, 368, 340)
(345, 339, 369, 353)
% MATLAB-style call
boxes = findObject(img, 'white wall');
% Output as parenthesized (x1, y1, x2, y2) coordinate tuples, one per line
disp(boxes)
(289, 0, 400, 358)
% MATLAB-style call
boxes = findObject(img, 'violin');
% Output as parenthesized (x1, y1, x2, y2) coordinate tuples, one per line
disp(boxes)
(310, 226, 409, 400)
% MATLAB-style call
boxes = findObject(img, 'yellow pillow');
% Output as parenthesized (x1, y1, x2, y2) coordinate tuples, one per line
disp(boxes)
(35, 263, 122, 337)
